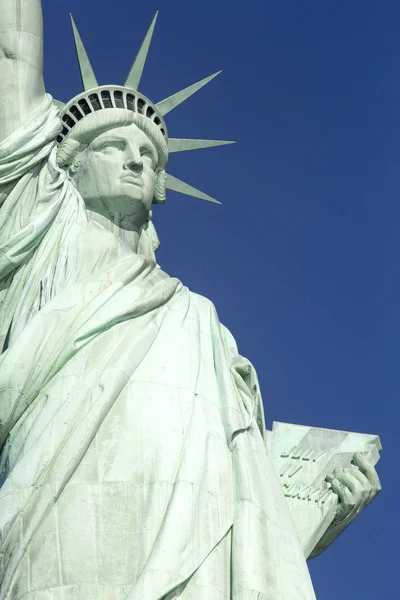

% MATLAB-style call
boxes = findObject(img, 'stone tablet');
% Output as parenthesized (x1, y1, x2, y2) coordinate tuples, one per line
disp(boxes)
(266, 422, 381, 558)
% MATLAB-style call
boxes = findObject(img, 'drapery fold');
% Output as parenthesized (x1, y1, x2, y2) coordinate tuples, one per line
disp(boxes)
(0, 96, 316, 599)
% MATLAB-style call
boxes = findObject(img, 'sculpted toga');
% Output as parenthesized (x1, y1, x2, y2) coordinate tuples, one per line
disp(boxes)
(0, 2, 380, 599)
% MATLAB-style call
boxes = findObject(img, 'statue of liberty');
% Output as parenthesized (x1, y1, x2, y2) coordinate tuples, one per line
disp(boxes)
(0, 2, 381, 598)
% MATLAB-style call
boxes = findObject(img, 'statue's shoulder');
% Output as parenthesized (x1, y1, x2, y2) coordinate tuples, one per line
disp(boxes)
(186, 290, 238, 347)
(188, 290, 219, 316)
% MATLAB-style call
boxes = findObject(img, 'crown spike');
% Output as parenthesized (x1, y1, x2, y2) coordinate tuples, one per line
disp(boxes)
(168, 138, 235, 153)
(70, 15, 99, 91)
(125, 12, 159, 90)
(166, 174, 221, 204)
(156, 71, 222, 117)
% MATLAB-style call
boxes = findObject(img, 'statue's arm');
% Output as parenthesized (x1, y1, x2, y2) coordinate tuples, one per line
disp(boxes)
(0, 0, 45, 143)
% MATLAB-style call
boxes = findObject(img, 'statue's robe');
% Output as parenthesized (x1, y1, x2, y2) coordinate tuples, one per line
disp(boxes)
(0, 97, 316, 600)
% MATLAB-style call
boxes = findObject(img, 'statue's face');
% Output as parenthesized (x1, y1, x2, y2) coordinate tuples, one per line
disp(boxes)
(71, 124, 159, 231)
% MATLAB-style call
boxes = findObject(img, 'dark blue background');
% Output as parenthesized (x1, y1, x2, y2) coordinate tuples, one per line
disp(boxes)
(44, 1, 396, 596)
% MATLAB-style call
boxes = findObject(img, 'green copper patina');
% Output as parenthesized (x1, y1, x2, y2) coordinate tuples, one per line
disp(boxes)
(0, 2, 381, 599)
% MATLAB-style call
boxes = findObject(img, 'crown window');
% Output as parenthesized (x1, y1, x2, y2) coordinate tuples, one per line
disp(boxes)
(88, 94, 101, 111)
(114, 91, 124, 109)
(126, 94, 135, 111)
(70, 105, 84, 121)
(78, 99, 92, 115)
(101, 90, 113, 108)
(137, 98, 145, 114)
(154, 117, 161, 126)
(146, 106, 155, 118)
(61, 127, 69, 137)
(62, 115, 75, 128)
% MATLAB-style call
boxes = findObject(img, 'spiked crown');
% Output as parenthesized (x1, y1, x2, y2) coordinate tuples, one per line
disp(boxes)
(56, 13, 234, 204)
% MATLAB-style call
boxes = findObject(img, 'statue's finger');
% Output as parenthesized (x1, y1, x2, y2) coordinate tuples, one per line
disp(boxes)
(352, 453, 382, 491)
(345, 467, 376, 501)
(343, 466, 372, 490)
(352, 453, 370, 470)
(334, 471, 365, 498)
(344, 465, 366, 484)
(329, 477, 353, 506)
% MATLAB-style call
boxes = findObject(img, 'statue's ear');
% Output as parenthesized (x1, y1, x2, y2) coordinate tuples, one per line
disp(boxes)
(66, 158, 81, 180)
(57, 139, 85, 179)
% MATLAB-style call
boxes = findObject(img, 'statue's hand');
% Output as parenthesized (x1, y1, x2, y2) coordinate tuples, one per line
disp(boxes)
(326, 452, 381, 526)
(308, 453, 381, 559)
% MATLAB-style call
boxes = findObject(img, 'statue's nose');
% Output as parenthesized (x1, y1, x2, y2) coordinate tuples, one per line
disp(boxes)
(125, 144, 143, 174)
(128, 159, 143, 174)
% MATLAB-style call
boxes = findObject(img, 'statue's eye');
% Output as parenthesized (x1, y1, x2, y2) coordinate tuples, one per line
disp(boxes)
(98, 141, 125, 152)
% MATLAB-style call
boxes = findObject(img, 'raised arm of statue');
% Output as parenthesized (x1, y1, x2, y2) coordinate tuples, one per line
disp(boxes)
(0, 0, 45, 143)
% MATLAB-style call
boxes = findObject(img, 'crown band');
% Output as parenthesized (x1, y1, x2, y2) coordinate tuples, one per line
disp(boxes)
(57, 85, 168, 145)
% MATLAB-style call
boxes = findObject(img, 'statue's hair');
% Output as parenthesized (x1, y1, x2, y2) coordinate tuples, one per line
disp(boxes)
(56, 109, 168, 204)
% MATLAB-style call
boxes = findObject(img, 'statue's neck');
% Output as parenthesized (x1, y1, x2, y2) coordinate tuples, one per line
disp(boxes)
(85, 209, 142, 253)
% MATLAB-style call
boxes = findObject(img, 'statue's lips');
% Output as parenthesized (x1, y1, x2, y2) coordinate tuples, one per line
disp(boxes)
(121, 176, 143, 188)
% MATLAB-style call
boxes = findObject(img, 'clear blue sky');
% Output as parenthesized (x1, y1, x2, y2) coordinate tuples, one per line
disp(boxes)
(44, 0, 396, 596)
